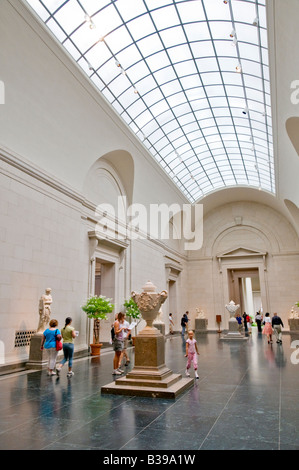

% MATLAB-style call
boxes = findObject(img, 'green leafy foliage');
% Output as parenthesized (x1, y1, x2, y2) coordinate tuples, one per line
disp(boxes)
(123, 298, 141, 319)
(81, 295, 114, 320)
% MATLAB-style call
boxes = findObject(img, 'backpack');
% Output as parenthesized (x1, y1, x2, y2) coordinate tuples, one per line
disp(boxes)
(111, 326, 115, 341)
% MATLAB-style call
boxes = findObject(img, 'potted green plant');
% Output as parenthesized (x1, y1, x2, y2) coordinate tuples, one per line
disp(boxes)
(124, 298, 142, 345)
(82, 295, 114, 356)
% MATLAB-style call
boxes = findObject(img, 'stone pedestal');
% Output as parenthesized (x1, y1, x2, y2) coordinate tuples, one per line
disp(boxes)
(102, 281, 193, 398)
(288, 318, 299, 331)
(102, 326, 193, 398)
(195, 318, 208, 333)
(220, 318, 248, 341)
(26, 334, 48, 369)
(153, 322, 165, 336)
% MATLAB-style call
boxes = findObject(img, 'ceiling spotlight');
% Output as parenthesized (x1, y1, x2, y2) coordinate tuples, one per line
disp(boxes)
(223, 0, 229, 3)
(236, 63, 242, 73)
(232, 36, 237, 47)
(115, 60, 121, 67)
(84, 14, 96, 29)
(133, 88, 139, 94)
(230, 29, 236, 38)
(242, 106, 249, 115)
(253, 17, 259, 26)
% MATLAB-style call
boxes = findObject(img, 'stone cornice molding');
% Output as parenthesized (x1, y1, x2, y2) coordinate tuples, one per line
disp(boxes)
(1, 145, 188, 261)
(0, 145, 83, 204)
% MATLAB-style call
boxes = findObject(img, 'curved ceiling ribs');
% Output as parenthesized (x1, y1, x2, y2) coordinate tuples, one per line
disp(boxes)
(26, 0, 274, 202)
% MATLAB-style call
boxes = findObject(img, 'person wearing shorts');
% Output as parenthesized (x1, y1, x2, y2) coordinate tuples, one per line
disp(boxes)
(112, 312, 126, 375)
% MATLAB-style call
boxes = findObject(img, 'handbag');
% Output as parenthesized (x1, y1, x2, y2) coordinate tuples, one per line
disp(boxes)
(55, 329, 63, 351)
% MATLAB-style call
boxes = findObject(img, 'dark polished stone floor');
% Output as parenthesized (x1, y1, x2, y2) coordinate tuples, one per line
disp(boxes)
(0, 329, 299, 451)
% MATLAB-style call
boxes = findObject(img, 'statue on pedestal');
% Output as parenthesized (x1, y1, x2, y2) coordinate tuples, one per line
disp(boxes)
(153, 307, 165, 335)
(289, 306, 299, 319)
(195, 307, 208, 333)
(37, 288, 52, 333)
(155, 308, 164, 324)
(26, 287, 53, 370)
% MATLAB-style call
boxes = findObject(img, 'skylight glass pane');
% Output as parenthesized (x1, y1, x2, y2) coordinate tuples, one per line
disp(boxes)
(26, 0, 275, 202)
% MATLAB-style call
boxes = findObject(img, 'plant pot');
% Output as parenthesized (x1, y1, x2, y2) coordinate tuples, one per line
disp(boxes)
(90, 343, 102, 356)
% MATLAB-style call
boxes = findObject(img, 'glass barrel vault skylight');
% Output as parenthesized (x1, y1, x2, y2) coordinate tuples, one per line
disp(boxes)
(25, 0, 274, 203)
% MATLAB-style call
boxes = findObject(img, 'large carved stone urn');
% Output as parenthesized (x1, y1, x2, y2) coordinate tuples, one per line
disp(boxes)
(101, 281, 193, 398)
(131, 281, 167, 333)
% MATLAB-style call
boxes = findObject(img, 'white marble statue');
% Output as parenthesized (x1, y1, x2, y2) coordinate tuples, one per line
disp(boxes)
(289, 306, 299, 319)
(37, 288, 52, 333)
(196, 308, 206, 319)
(154, 307, 164, 324)
(225, 300, 240, 319)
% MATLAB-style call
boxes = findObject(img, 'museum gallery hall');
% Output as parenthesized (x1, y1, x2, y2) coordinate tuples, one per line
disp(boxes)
(0, 0, 299, 451)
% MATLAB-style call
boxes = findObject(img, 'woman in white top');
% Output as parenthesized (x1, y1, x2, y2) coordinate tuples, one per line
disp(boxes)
(262, 312, 273, 344)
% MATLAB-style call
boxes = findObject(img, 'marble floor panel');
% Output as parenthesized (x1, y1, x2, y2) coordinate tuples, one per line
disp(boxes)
(0, 330, 298, 451)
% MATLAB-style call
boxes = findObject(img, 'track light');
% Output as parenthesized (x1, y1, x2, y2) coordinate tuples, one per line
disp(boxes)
(230, 29, 236, 38)
(236, 63, 242, 73)
(223, 0, 229, 3)
(242, 106, 249, 115)
(84, 14, 96, 29)
(253, 17, 259, 26)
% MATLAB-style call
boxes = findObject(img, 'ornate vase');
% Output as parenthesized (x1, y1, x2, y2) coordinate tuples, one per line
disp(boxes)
(131, 281, 168, 333)
(225, 300, 240, 321)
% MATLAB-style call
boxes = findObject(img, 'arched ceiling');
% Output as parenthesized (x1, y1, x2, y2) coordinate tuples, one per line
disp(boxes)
(25, 0, 274, 202)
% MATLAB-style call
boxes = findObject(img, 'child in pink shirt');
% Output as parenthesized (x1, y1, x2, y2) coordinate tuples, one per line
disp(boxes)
(185, 330, 199, 379)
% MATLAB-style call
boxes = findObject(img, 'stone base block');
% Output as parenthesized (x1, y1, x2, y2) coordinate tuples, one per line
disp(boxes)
(288, 318, 299, 332)
(220, 319, 248, 341)
(26, 334, 48, 369)
(195, 318, 208, 333)
(101, 374, 193, 399)
(153, 323, 165, 336)
(220, 332, 249, 341)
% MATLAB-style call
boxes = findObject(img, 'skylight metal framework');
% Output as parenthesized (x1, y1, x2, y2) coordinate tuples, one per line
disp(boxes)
(26, 0, 274, 203)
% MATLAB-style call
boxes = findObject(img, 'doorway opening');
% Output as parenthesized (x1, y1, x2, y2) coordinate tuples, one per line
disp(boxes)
(228, 268, 262, 320)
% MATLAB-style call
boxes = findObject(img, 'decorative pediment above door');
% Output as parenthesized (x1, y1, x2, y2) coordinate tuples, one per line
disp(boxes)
(216, 246, 267, 272)
(88, 230, 129, 259)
